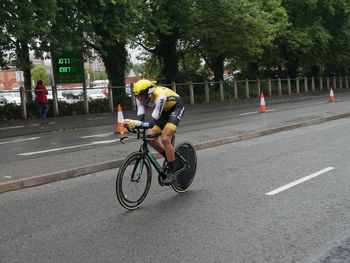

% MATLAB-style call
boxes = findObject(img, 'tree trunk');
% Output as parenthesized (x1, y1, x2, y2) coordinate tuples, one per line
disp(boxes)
(97, 33, 128, 104)
(16, 40, 32, 102)
(155, 32, 179, 83)
(286, 59, 298, 78)
(211, 55, 224, 82)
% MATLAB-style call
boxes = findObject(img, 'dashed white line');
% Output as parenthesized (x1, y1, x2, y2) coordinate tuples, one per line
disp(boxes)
(87, 117, 107, 121)
(81, 133, 113, 138)
(239, 111, 257, 116)
(0, 137, 40, 145)
(266, 167, 335, 195)
(0, 125, 24, 131)
(239, 109, 276, 116)
(18, 139, 120, 156)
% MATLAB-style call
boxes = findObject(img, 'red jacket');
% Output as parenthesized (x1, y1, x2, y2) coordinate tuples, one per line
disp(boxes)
(35, 83, 48, 103)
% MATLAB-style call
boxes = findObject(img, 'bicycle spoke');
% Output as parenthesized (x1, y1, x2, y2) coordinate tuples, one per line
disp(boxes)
(116, 152, 152, 209)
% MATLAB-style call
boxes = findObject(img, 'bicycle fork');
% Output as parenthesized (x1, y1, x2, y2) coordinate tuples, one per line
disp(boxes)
(130, 157, 144, 183)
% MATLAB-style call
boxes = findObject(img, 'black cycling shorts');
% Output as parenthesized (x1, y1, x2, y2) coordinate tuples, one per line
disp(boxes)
(153, 98, 185, 132)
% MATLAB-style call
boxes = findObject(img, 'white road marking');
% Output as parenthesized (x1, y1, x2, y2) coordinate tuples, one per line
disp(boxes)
(239, 109, 276, 116)
(0, 137, 40, 145)
(81, 133, 113, 138)
(0, 125, 24, 131)
(87, 117, 106, 121)
(18, 139, 119, 156)
(239, 111, 257, 116)
(266, 167, 335, 195)
(27, 124, 40, 127)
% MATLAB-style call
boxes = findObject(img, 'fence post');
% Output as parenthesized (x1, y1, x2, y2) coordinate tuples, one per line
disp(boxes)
(83, 82, 89, 114)
(204, 80, 209, 102)
(311, 77, 315, 92)
(278, 78, 282, 95)
(339, 77, 343, 89)
(52, 85, 59, 117)
(268, 78, 272, 97)
(257, 78, 261, 96)
(287, 78, 291, 95)
(219, 80, 224, 101)
(327, 77, 330, 90)
(245, 79, 250, 99)
(346, 76, 349, 89)
(296, 77, 300, 94)
(320, 77, 323, 91)
(20, 87, 27, 119)
(333, 77, 337, 90)
(108, 85, 114, 112)
(304, 77, 308, 93)
(234, 80, 238, 100)
(172, 81, 176, 92)
(189, 82, 194, 105)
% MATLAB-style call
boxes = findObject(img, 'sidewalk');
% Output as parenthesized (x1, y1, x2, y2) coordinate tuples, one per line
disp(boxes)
(1, 90, 350, 193)
(0, 90, 343, 139)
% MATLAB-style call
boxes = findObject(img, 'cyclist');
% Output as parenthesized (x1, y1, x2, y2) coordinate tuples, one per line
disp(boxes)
(123, 79, 185, 185)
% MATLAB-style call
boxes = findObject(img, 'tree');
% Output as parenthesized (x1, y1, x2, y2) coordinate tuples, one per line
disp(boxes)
(78, 0, 141, 103)
(0, 0, 55, 100)
(135, 0, 196, 83)
(271, 0, 350, 77)
(192, 0, 287, 81)
(32, 65, 50, 85)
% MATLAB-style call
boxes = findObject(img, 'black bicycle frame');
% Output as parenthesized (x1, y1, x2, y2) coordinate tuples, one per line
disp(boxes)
(139, 138, 165, 176)
(138, 134, 187, 177)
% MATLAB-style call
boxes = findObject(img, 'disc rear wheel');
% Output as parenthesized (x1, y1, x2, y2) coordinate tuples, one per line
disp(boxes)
(171, 142, 197, 193)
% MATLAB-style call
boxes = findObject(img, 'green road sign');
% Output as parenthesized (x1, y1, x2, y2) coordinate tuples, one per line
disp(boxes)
(53, 53, 85, 84)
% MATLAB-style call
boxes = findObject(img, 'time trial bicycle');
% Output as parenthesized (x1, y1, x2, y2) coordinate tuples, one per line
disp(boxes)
(116, 127, 197, 210)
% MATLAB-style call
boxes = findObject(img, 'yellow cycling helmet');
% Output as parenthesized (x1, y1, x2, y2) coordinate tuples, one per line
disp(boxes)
(133, 79, 156, 96)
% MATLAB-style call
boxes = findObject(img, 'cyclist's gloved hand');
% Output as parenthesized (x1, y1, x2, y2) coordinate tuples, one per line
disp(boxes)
(123, 119, 142, 129)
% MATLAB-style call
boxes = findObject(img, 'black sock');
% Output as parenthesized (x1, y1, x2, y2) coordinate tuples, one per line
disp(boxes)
(160, 150, 167, 160)
(167, 161, 174, 171)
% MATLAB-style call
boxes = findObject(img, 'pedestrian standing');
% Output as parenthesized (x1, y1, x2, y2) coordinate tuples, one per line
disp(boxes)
(34, 80, 49, 119)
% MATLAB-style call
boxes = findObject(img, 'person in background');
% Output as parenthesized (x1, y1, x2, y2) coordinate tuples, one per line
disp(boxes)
(34, 80, 49, 119)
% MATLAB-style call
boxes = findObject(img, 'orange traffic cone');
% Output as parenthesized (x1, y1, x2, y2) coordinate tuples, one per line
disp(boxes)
(329, 88, 335, 103)
(115, 104, 126, 134)
(259, 92, 267, 113)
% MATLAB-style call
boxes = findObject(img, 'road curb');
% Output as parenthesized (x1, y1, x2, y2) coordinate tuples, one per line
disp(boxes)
(1, 112, 350, 194)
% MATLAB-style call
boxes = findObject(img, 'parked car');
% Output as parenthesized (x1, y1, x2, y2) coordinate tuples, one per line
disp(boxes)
(93, 85, 109, 97)
(0, 92, 21, 105)
(87, 89, 107, 101)
(62, 90, 83, 101)
(125, 84, 132, 97)
(47, 90, 66, 102)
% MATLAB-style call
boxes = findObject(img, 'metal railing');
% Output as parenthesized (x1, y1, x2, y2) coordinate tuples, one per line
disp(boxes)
(1, 76, 349, 119)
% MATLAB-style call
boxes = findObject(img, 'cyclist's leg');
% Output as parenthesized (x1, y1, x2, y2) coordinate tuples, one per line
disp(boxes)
(161, 126, 176, 162)
(147, 125, 164, 153)
(161, 102, 185, 183)
(162, 100, 185, 159)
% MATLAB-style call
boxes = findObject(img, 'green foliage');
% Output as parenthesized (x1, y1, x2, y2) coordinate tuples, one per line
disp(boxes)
(0, 0, 55, 67)
(32, 65, 50, 85)
(193, 0, 288, 81)
(1, 0, 350, 103)
(0, 104, 22, 120)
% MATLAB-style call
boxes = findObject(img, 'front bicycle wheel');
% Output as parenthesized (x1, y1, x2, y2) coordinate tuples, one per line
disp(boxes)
(172, 142, 197, 193)
(116, 152, 152, 210)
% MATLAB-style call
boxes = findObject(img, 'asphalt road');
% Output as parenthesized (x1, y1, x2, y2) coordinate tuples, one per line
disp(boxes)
(2, 91, 350, 184)
(1, 117, 350, 262)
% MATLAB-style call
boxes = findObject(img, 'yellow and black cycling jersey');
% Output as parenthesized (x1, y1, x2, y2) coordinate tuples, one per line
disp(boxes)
(136, 86, 180, 120)
(136, 86, 185, 131)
